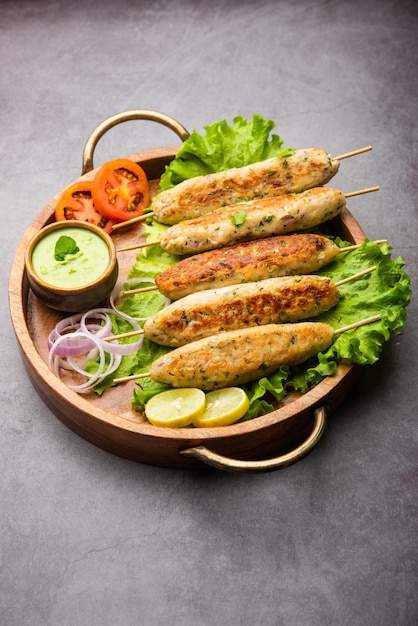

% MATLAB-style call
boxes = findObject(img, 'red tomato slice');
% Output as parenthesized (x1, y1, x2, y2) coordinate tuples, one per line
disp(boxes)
(92, 158, 150, 222)
(55, 181, 115, 233)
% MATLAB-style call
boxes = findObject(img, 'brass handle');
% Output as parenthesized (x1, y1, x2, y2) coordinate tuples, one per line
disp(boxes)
(81, 109, 190, 174)
(179, 406, 327, 473)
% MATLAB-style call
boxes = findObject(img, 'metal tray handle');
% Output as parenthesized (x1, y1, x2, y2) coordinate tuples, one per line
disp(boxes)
(179, 406, 327, 473)
(81, 109, 190, 174)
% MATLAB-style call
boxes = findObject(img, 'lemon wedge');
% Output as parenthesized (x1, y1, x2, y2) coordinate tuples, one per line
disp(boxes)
(194, 387, 250, 428)
(145, 388, 206, 428)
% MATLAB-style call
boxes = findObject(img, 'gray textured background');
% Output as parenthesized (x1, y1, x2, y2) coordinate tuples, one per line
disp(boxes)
(1, 1, 417, 624)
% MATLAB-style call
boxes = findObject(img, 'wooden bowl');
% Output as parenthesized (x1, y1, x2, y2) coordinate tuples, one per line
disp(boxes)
(25, 220, 118, 313)
(8, 110, 368, 473)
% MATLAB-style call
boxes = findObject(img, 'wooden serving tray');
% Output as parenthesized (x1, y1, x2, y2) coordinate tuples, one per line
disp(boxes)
(8, 111, 367, 473)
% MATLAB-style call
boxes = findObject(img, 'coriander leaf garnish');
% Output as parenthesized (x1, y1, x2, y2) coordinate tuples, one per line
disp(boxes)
(230, 209, 247, 227)
(54, 235, 80, 261)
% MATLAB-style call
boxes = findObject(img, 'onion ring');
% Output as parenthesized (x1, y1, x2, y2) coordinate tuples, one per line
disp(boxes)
(47, 278, 171, 393)
(48, 311, 113, 357)
(48, 331, 123, 394)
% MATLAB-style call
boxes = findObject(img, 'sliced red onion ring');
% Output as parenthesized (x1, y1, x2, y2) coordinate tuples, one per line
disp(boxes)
(47, 333, 96, 357)
(48, 306, 144, 392)
(55, 348, 100, 372)
(79, 308, 113, 334)
(48, 310, 113, 357)
(47, 279, 172, 393)
(48, 331, 123, 394)
(79, 307, 144, 355)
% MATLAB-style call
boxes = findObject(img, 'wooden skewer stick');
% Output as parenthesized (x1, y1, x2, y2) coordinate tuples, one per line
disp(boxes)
(344, 185, 379, 198)
(335, 265, 377, 286)
(103, 328, 145, 342)
(115, 186, 380, 254)
(116, 240, 159, 253)
(112, 314, 383, 385)
(114, 371, 152, 384)
(111, 212, 154, 231)
(122, 284, 160, 295)
(122, 284, 159, 296)
(339, 239, 386, 252)
(333, 314, 382, 335)
(335, 146, 372, 160)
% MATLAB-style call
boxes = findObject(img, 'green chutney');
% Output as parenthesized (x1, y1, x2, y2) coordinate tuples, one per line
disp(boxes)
(31, 226, 111, 289)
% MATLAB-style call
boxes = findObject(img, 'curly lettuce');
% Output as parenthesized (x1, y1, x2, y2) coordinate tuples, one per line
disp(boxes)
(158, 114, 294, 190)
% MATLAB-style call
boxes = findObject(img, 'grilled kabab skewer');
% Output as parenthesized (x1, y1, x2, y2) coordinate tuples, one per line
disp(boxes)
(144, 275, 340, 347)
(159, 187, 346, 256)
(152, 233, 342, 300)
(144, 317, 381, 391)
(152, 148, 340, 225)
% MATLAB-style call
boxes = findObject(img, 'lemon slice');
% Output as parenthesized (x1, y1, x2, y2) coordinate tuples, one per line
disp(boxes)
(145, 388, 206, 428)
(194, 387, 250, 428)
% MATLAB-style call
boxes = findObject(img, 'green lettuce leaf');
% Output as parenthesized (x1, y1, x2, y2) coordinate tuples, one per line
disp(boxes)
(313, 239, 410, 365)
(127, 220, 178, 278)
(158, 114, 294, 191)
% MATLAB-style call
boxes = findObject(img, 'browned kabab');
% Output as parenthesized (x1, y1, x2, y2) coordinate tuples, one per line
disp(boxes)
(155, 233, 341, 300)
(144, 275, 340, 347)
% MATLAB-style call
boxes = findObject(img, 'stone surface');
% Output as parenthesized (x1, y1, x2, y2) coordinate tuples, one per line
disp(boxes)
(1, 1, 417, 624)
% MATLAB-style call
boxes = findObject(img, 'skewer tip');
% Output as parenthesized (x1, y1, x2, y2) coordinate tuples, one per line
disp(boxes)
(335, 146, 373, 161)
(111, 211, 155, 231)
(334, 313, 382, 335)
(344, 186, 379, 198)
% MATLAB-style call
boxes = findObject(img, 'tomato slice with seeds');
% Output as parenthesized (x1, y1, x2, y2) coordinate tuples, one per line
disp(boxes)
(92, 158, 150, 222)
(55, 181, 116, 233)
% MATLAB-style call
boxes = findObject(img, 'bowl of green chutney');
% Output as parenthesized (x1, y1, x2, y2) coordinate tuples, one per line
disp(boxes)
(25, 220, 118, 312)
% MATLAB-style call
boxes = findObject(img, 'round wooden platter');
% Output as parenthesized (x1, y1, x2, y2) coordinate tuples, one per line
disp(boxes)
(8, 117, 368, 473)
